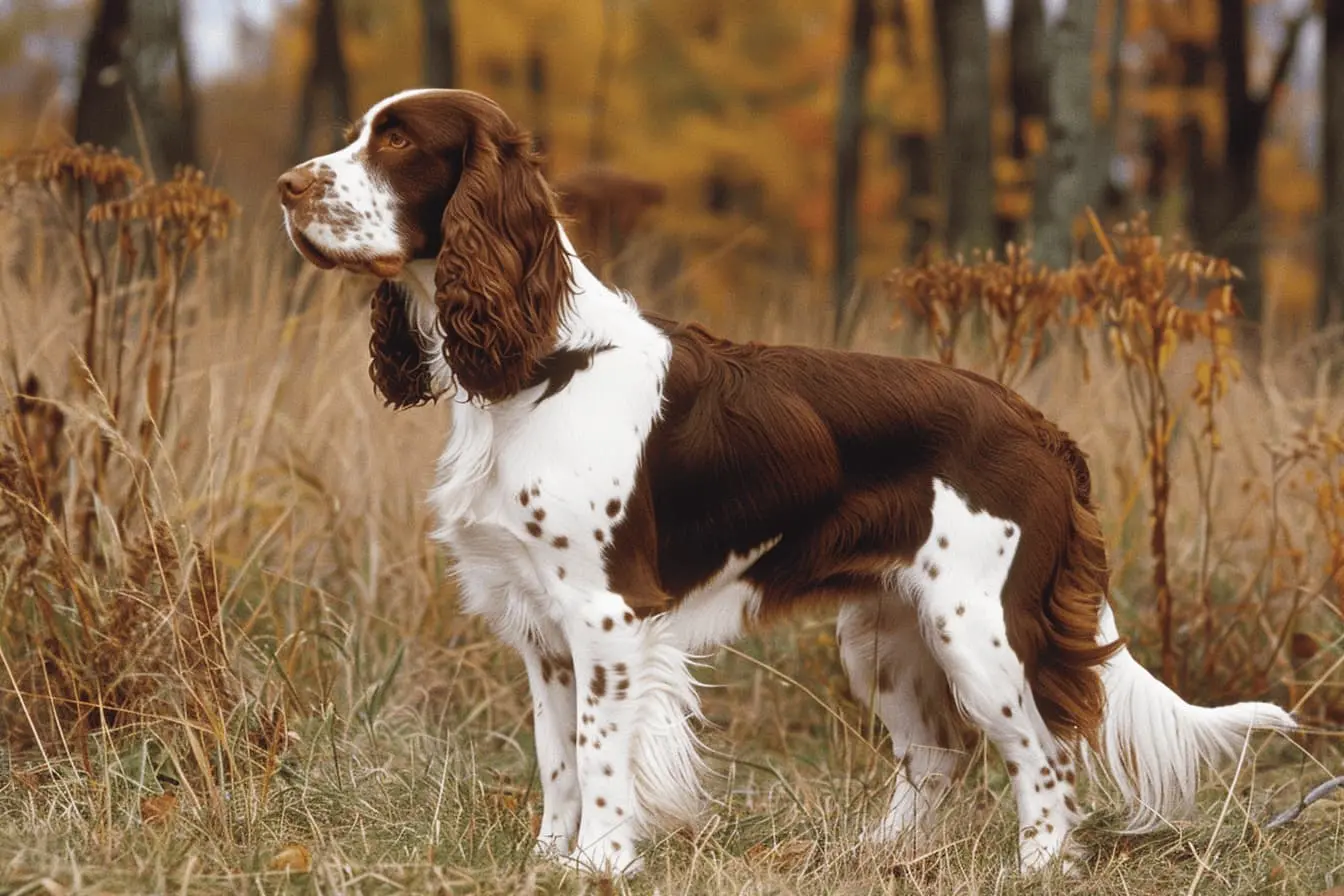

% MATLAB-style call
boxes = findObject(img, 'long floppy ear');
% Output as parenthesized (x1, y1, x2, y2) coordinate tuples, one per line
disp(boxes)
(369, 280, 435, 409)
(434, 119, 572, 404)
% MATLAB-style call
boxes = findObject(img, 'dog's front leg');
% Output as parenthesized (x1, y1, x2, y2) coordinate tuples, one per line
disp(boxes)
(518, 642, 580, 857)
(558, 588, 645, 876)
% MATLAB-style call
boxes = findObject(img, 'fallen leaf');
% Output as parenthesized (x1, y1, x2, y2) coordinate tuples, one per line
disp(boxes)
(268, 842, 312, 873)
(140, 791, 177, 826)
(743, 839, 815, 871)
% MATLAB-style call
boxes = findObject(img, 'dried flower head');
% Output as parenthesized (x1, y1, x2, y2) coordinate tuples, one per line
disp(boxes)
(90, 166, 239, 248)
(0, 144, 144, 195)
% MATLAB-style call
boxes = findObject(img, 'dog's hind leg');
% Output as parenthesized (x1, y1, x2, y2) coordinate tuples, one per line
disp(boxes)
(838, 595, 971, 844)
(896, 479, 1084, 874)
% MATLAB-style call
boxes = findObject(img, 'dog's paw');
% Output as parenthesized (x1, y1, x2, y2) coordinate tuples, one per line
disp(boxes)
(563, 841, 644, 878)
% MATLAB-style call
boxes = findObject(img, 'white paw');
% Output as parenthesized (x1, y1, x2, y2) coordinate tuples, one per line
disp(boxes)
(860, 816, 918, 844)
(564, 842, 644, 878)
(532, 832, 573, 860)
(1018, 831, 1086, 876)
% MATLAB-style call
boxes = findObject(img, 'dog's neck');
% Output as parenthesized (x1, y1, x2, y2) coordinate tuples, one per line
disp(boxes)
(397, 223, 655, 401)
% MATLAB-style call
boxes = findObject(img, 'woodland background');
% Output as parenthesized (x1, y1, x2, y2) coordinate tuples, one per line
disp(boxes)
(1, 0, 1340, 342)
(0, 1, 1342, 893)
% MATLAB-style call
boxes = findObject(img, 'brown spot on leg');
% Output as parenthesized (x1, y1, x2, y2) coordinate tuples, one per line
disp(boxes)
(533, 508, 546, 522)
(594, 529, 605, 542)
(937, 535, 949, 549)
(595, 797, 606, 807)
(1006, 761, 1019, 776)
(526, 522, 543, 538)
(606, 498, 622, 518)
(590, 665, 608, 698)
(602, 617, 614, 631)
(519, 489, 529, 506)
(1002, 706, 1014, 718)
(552, 535, 569, 549)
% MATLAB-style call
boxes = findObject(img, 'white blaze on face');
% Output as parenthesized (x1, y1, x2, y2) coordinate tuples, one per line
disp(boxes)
(281, 91, 434, 272)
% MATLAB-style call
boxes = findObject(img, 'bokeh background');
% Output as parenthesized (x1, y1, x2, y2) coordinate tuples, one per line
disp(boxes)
(0, 0, 1335, 343)
(1, 3, 1342, 892)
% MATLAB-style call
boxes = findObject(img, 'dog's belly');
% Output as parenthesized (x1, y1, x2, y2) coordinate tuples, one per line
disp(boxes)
(659, 538, 780, 652)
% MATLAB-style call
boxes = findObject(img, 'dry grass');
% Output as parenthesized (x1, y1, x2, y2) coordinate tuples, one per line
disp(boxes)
(0, 150, 1340, 894)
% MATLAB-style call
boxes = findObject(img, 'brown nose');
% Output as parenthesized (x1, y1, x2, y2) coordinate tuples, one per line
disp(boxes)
(277, 167, 316, 206)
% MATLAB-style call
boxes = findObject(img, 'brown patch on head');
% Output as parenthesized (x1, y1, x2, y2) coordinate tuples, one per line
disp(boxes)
(352, 91, 571, 404)
(602, 617, 614, 632)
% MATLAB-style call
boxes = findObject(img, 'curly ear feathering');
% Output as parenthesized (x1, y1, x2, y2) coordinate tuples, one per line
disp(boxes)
(368, 280, 436, 409)
(276, 88, 572, 406)
(432, 112, 573, 404)
(279, 89, 1296, 880)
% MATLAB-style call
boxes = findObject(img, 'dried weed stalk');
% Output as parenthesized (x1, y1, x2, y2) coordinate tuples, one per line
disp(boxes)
(889, 214, 1242, 691)
(0, 146, 277, 801)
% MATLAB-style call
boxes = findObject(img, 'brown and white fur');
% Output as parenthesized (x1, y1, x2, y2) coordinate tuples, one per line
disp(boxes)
(277, 88, 1294, 877)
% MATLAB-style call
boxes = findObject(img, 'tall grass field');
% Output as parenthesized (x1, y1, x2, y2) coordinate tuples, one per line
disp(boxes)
(0, 148, 1340, 894)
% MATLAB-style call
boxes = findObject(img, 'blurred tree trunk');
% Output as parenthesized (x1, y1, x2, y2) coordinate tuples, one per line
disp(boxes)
(1032, 0, 1098, 270)
(75, 0, 197, 176)
(588, 0, 619, 163)
(1320, 2, 1344, 328)
(164, 0, 197, 171)
(420, 0, 456, 88)
(833, 0, 875, 342)
(1193, 0, 1305, 327)
(291, 0, 352, 162)
(1009, 0, 1048, 160)
(934, 0, 995, 255)
(1007, 0, 1048, 247)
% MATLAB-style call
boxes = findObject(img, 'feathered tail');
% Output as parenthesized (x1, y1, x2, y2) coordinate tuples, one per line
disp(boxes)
(1092, 603, 1296, 831)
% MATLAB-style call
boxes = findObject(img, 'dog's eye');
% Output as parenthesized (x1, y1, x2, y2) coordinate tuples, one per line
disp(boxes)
(386, 131, 410, 150)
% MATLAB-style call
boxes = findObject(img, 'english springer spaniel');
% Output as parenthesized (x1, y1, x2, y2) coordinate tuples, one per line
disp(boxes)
(277, 88, 1293, 877)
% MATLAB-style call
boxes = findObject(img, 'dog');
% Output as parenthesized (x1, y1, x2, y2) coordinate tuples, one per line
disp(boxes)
(278, 88, 1294, 876)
